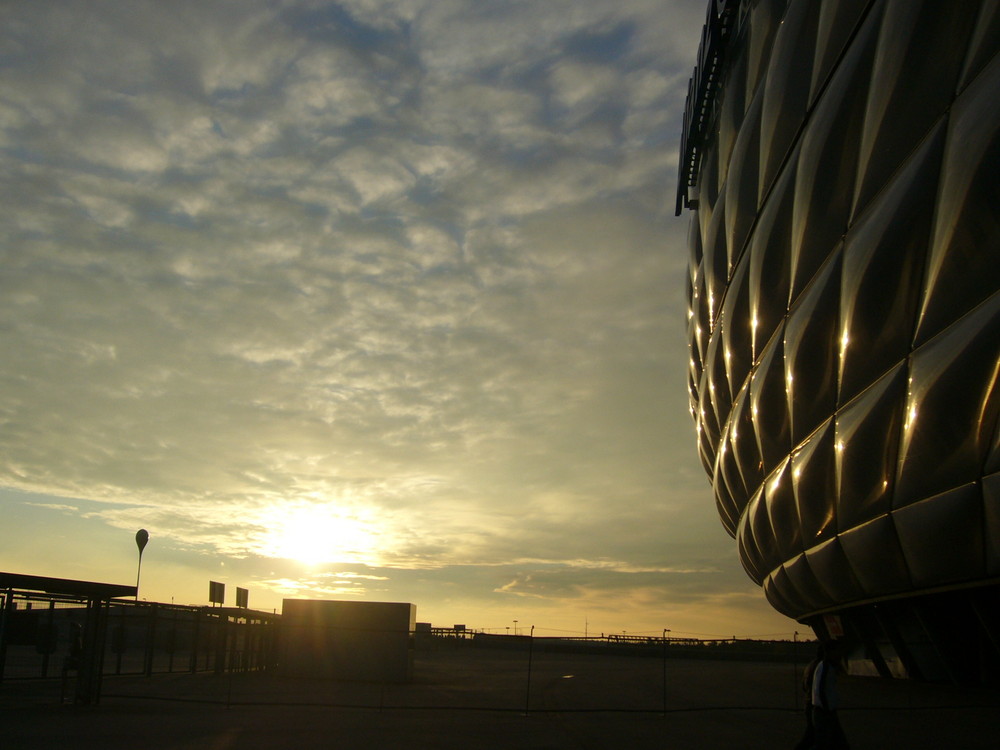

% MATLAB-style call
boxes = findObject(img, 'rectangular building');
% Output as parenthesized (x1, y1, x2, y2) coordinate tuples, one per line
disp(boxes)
(279, 599, 415, 683)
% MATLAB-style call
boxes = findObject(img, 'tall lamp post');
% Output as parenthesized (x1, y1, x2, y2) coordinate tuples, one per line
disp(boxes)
(135, 529, 149, 601)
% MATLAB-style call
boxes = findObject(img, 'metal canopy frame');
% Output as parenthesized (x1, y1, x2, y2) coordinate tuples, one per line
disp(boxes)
(0, 571, 137, 705)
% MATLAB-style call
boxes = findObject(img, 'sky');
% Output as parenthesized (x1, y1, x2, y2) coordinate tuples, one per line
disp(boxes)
(0, 0, 799, 639)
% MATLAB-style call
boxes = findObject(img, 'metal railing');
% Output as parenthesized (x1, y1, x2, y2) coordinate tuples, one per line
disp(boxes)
(0, 596, 278, 685)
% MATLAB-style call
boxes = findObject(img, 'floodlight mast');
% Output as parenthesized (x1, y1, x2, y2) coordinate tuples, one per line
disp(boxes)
(135, 529, 149, 600)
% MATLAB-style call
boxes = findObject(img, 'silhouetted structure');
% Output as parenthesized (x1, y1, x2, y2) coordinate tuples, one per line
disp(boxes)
(0, 572, 135, 704)
(279, 599, 416, 682)
(0, 573, 278, 701)
(677, 0, 1000, 683)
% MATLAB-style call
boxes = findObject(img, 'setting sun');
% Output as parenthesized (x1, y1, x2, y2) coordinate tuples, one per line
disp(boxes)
(260, 505, 376, 566)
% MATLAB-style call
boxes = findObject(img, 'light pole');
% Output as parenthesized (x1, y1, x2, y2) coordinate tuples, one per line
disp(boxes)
(135, 529, 149, 601)
(513, 619, 518, 636)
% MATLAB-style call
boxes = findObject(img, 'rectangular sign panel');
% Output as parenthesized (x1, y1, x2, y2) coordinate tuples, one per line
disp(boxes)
(209, 580, 225, 605)
(236, 586, 249, 608)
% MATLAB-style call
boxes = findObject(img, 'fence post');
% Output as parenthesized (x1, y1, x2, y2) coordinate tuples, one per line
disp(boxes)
(111, 607, 126, 675)
(792, 631, 799, 711)
(190, 609, 201, 673)
(524, 625, 535, 715)
(143, 604, 157, 677)
(662, 628, 668, 716)
(0, 588, 13, 683)
(41, 600, 56, 678)
(214, 615, 227, 675)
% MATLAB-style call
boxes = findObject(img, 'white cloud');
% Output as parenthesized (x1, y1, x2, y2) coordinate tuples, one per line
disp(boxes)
(335, 146, 417, 205)
(286, 48, 387, 123)
(26, 502, 80, 513)
(549, 60, 620, 116)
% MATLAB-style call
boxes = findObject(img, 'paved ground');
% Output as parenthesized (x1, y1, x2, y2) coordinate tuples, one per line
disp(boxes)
(2, 645, 999, 749)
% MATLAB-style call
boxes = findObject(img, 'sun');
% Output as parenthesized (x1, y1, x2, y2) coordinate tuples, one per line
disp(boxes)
(261, 505, 375, 566)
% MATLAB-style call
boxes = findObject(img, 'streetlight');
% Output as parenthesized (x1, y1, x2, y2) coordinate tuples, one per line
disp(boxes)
(135, 529, 149, 600)
(513, 619, 518, 636)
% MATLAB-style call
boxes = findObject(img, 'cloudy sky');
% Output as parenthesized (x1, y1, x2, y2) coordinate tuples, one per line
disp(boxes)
(0, 0, 797, 638)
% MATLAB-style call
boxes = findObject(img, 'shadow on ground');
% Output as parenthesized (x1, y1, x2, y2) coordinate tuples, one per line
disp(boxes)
(3, 647, 998, 749)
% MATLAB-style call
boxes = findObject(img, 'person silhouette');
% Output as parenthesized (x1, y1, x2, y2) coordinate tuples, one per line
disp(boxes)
(794, 645, 822, 749)
(66, 622, 83, 671)
(810, 640, 850, 749)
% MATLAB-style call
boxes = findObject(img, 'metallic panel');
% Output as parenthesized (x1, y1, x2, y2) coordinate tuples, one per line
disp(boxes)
(914, 53, 1000, 346)
(758, 0, 819, 197)
(835, 363, 905, 528)
(788, 8, 877, 305)
(783, 250, 841, 445)
(895, 292, 1000, 508)
(892, 483, 984, 588)
(852, 1, 977, 215)
(790, 418, 837, 546)
(838, 123, 941, 403)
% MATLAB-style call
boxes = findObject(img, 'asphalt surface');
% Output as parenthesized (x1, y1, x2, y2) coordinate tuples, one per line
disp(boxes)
(2, 645, 999, 749)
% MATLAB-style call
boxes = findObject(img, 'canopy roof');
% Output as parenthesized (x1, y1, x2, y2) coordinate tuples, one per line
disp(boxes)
(0, 571, 136, 600)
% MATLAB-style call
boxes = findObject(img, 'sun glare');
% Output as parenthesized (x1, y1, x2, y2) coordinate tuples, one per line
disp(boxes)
(261, 505, 375, 566)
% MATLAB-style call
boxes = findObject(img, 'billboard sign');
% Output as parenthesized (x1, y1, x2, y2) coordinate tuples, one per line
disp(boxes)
(209, 580, 225, 605)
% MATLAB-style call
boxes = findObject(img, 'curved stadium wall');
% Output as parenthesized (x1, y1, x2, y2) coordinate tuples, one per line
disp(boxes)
(677, 0, 1000, 683)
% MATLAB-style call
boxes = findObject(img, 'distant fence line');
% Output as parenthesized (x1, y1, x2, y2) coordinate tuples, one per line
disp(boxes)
(424, 627, 808, 645)
(418, 629, 815, 663)
(2, 595, 814, 688)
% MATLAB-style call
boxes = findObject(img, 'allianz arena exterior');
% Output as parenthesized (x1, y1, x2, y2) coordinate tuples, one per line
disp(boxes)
(676, 0, 999, 683)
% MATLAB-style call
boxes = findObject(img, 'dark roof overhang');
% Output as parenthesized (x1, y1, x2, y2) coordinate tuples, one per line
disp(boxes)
(0, 571, 137, 600)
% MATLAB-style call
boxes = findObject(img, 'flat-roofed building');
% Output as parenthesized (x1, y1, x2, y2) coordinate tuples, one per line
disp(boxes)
(279, 599, 416, 683)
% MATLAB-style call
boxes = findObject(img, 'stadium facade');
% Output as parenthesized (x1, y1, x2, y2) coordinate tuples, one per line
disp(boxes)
(676, 0, 1000, 683)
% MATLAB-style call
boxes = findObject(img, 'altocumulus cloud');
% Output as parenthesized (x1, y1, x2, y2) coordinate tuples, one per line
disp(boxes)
(0, 0, 795, 634)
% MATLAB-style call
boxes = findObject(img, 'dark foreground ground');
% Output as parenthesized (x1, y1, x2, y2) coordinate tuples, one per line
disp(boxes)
(2, 646, 999, 749)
